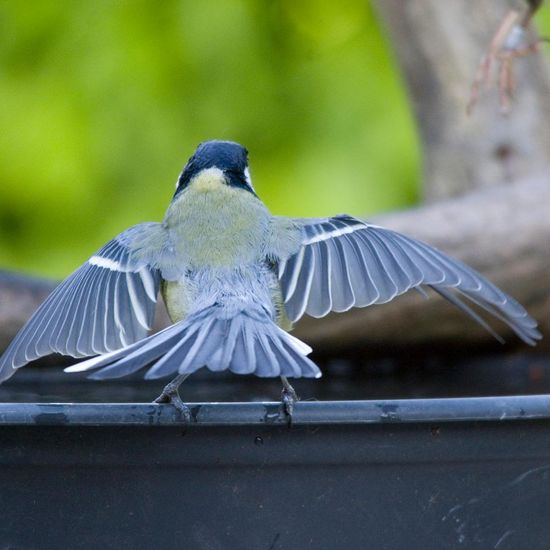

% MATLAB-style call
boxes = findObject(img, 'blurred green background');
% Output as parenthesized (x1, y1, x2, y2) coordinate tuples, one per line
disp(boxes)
(0, 0, 419, 278)
(1, 1, 548, 279)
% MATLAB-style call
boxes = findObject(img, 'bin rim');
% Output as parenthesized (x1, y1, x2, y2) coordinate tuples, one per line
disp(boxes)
(0, 394, 549, 426)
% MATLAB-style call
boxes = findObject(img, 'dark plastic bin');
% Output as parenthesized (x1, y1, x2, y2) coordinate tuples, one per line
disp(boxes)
(1, 393, 550, 549)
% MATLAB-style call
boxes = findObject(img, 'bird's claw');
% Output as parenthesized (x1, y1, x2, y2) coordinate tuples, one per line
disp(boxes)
(154, 389, 192, 423)
(281, 384, 299, 425)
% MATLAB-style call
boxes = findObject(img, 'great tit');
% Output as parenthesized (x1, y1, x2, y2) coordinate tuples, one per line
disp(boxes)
(0, 140, 541, 415)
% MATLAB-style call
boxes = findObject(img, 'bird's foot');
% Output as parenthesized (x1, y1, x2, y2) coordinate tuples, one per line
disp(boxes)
(154, 388, 191, 423)
(281, 378, 299, 426)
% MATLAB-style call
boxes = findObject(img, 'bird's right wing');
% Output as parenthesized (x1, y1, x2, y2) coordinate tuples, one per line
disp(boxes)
(277, 215, 541, 345)
(0, 223, 164, 382)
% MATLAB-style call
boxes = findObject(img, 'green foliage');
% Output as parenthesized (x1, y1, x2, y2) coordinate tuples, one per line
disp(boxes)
(0, 0, 419, 277)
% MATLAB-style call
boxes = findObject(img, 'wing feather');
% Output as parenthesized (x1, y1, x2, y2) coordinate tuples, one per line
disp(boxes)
(0, 223, 163, 381)
(278, 215, 541, 345)
(327, 237, 355, 312)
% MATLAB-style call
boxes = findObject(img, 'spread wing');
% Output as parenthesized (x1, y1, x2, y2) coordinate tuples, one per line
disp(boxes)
(0, 223, 163, 382)
(277, 215, 541, 345)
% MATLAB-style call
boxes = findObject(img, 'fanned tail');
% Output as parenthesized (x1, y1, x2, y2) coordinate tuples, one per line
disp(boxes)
(65, 304, 321, 380)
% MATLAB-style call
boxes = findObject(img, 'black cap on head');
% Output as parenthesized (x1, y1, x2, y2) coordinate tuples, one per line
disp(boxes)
(174, 140, 253, 196)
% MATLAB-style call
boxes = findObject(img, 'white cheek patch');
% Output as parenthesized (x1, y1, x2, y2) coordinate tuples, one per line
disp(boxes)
(244, 166, 255, 191)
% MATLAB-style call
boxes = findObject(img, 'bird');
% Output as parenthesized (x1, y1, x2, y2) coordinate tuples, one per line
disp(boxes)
(0, 140, 541, 419)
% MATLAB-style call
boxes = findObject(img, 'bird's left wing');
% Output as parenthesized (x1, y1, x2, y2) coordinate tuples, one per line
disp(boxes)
(277, 215, 541, 345)
(0, 223, 163, 382)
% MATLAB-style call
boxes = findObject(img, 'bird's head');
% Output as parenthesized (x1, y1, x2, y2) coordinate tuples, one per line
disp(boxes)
(174, 140, 255, 198)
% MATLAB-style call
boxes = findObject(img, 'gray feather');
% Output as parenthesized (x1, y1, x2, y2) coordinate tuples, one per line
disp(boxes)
(279, 214, 541, 344)
(341, 233, 379, 307)
(429, 286, 505, 344)
(0, 223, 162, 382)
(327, 237, 354, 312)
(74, 304, 321, 381)
(82, 322, 188, 379)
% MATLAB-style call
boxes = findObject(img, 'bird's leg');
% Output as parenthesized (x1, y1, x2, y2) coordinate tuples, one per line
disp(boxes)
(280, 376, 299, 423)
(154, 373, 192, 422)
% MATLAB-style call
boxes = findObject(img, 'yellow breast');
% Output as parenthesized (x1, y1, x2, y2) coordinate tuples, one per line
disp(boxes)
(164, 168, 270, 268)
(161, 279, 192, 323)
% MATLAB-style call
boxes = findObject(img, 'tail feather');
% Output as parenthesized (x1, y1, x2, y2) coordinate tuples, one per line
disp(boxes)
(144, 318, 215, 379)
(230, 321, 256, 375)
(69, 305, 321, 380)
(254, 332, 280, 377)
(90, 325, 200, 380)
(219, 316, 242, 370)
